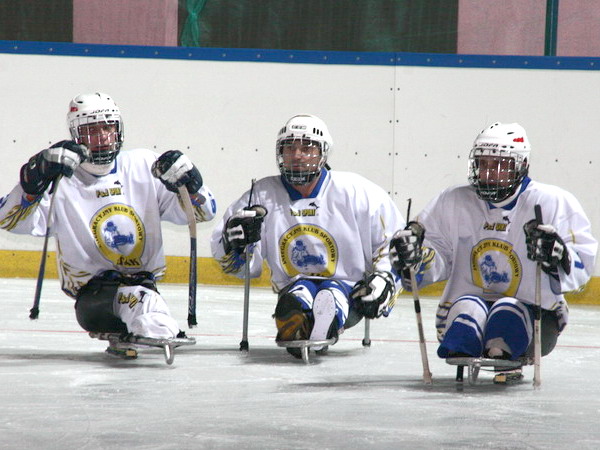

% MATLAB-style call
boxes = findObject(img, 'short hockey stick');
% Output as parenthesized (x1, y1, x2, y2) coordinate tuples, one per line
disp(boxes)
(30, 175, 62, 320)
(533, 204, 543, 388)
(177, 185, 198, 328)
(362, 318, 371, 347)
(240, 178, 256, 352)
(406, 198, 433, 384)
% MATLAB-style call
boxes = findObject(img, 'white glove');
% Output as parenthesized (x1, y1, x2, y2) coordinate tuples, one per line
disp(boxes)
(151, 150, 203, 193)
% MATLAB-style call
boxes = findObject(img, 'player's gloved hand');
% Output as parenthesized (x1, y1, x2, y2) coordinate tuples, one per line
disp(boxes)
(524, 219, 571, 275)
(151, 150, 203, 194)
(20, 140, 89, 195)
(223, 205, 268, 253)
(389, 221, 425, 272)
(350, 271, 396, 318)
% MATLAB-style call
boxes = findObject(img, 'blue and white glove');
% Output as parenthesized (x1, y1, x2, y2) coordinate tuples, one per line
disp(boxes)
(151, 150, 203, 194)
(350, 271, 395, 318)
(20, 140, 89, 195)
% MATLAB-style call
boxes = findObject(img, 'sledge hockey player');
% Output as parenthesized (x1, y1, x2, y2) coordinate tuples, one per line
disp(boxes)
(0, 92, 216, 358)
(389, 122, 597, 380)
(210, 114, 404, 358)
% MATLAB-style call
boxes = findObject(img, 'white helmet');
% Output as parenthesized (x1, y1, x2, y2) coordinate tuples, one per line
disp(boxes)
(276, 114, 333, 185)
(468, 122, 530, 202)
(67, 92, 123, 170)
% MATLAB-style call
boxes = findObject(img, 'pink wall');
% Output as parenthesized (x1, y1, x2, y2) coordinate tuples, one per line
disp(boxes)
(457, 0, 546, 56)
(458, 0, 600, 57)
(558, 0, 600, 57)
(73, 0, 178, 47)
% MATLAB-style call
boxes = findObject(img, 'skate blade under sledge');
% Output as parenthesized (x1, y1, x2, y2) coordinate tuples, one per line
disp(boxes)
(446, 357, 531, 385)
(90, 332, 196, 365)
(276, 338, 337, 364)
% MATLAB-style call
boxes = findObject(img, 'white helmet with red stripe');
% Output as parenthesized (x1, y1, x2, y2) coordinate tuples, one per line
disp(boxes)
(468, 122, 530, 202)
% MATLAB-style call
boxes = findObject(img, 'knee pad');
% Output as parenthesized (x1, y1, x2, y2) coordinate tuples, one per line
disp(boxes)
(75, 278, 127, 333)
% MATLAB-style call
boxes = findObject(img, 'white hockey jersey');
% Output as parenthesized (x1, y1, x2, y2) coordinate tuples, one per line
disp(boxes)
(0, 148, 216, 298)
(211, 170, 405, 292)
(415, 178, 597, 326)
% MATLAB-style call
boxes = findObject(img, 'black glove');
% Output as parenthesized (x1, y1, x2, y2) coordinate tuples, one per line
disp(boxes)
(524, 219, 571, 275)
(350, 271, 395, 318)
(151, 150, 203, 194)
(20, 140, 89, 195)
(389, 221, 425, 273)
(223, 205, 268, 253)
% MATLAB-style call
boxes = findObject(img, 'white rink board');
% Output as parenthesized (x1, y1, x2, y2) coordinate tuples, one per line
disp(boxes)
(0, 52, 598, 274)
(0, 53, 395, 258)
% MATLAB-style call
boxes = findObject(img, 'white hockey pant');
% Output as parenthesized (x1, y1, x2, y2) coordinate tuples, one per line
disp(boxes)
(113, 285, 180, 339)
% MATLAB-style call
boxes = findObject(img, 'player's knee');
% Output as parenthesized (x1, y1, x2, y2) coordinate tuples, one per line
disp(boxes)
(75, 278, 126, 333)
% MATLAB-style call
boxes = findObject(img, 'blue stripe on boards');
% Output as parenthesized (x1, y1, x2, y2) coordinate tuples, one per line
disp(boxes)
(2, 40, 600, 71)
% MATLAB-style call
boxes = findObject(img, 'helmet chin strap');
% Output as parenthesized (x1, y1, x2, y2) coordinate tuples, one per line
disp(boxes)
(80, 160, 114, 176)
(486, 183, 522, 207)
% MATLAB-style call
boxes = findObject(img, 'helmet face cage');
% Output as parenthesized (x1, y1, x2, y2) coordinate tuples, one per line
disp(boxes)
(468, 147, 528, 202)
(276, 137, 329, 185)
(70, 114, 123, 165)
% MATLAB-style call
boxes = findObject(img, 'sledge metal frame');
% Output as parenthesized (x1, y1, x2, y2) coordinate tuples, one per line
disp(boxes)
(90, 332, 196, 365)
(276, 338, 337, 364)
(446, 357, 531, 385)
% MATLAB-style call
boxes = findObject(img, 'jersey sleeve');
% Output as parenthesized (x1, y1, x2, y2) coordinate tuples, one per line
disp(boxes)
(0, 184, 49, 236)
(542, 189, 597, 294)
(412, 188, 455, 286)
(370, 192, 405, 277)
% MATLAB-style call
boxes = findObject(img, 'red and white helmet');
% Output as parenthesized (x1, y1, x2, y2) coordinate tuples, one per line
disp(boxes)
(468, 122, 530, 202)
(67, 92, 123, 170)
(276, 114, 333, 185)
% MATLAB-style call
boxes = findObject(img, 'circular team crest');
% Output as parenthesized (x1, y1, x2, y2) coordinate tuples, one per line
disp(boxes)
(279, 224, 338, 277)
(471, 238, 522, 296)
(90, 203, 145, 267)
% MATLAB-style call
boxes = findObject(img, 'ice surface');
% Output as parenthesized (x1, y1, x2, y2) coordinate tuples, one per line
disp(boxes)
(1, 278, 599, 449)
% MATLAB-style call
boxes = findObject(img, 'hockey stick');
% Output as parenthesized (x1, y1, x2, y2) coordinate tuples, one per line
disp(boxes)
(240, 178, 256, 352)
(177, 185, 198, 328)
(30, 175, 62, 320)
(533, 204, 543, 388)
(406, 198, 433, 384)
